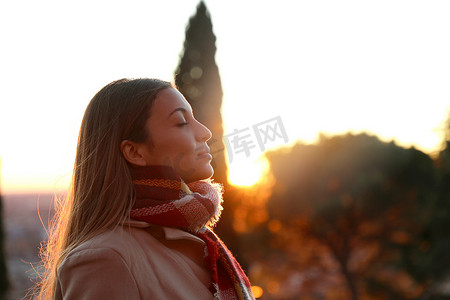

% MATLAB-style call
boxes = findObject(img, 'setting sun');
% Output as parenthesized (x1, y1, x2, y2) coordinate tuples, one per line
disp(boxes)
(0, 0, 448, 195)
(227, 156, 270, 187)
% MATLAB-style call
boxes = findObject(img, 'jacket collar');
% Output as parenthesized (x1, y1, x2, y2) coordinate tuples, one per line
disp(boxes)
(122, 219, 205, 244)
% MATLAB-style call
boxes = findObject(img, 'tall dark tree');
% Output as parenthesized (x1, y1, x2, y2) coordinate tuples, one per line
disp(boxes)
(175, 1, 225, 184)
(174, 1, 242, 256)
(0, 162, 9, 299)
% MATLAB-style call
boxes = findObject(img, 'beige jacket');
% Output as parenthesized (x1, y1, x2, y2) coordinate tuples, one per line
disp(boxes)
(54, 220, 215, 300)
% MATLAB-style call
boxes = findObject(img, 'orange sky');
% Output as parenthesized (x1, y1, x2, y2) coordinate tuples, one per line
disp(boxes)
(1, 0, 449, 194)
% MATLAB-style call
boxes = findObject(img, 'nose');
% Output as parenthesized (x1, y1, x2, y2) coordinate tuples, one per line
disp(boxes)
(196, 120, 212, 142)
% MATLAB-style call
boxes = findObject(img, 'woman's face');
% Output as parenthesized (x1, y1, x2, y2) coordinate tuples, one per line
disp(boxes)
(139, 87, 214, 183)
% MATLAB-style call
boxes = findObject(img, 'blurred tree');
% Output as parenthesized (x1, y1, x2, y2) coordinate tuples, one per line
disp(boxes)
(0, 196, 8, 300)
(174, 1, 226, 183)
(174, 1, 243, 258)
(424, 115, 450, 299)
(250, 133, 445, 300)
(0, 161, 9, 299)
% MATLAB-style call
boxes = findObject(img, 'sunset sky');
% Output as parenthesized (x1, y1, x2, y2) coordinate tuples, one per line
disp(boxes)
(1, 0, 449, 193)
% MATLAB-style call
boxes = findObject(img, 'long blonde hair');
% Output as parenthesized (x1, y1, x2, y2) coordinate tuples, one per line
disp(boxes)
(35, 78, 172, 299)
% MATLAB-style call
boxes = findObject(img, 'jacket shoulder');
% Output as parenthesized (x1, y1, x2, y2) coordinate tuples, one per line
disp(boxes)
(55, 246, 140, 299)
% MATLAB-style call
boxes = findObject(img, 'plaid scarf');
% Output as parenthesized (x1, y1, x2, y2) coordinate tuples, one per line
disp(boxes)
(130, 165, 255, 300)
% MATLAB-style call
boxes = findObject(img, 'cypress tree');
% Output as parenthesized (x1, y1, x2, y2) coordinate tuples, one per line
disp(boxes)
(174, 1, 226, 183)
(174, 1, 241, 256)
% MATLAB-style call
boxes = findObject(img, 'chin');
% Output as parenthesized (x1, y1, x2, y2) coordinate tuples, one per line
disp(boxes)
(202, 164, 214, 179)
(184, 163, 214, 183)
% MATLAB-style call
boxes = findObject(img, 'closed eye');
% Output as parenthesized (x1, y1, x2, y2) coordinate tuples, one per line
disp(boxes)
(177, 122, 189, 127)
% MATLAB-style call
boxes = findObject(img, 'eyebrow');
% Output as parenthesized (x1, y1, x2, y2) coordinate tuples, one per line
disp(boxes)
(168, 107, 187, 119)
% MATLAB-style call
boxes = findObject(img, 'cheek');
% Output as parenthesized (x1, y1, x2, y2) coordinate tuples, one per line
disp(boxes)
(153, 131, 195, 159)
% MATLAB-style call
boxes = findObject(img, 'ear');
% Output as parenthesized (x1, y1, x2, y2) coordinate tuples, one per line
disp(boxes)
(120, 140, 148, 167)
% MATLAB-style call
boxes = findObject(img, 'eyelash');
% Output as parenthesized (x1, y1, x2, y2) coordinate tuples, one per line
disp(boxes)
(177, 122, 189, 127)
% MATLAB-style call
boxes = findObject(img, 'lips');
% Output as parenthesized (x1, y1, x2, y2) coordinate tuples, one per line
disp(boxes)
(197, 146, 212, 160)
(197, 146, 211, 157)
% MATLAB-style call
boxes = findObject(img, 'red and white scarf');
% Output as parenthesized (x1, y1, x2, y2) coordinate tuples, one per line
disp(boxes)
(130, 165, 255, 300)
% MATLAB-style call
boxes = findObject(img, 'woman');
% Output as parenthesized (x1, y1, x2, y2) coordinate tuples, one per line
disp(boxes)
(36, 78, 255, 299)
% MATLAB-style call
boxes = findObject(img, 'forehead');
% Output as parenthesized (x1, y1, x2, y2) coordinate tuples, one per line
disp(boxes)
(151, 88, 192, 116)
